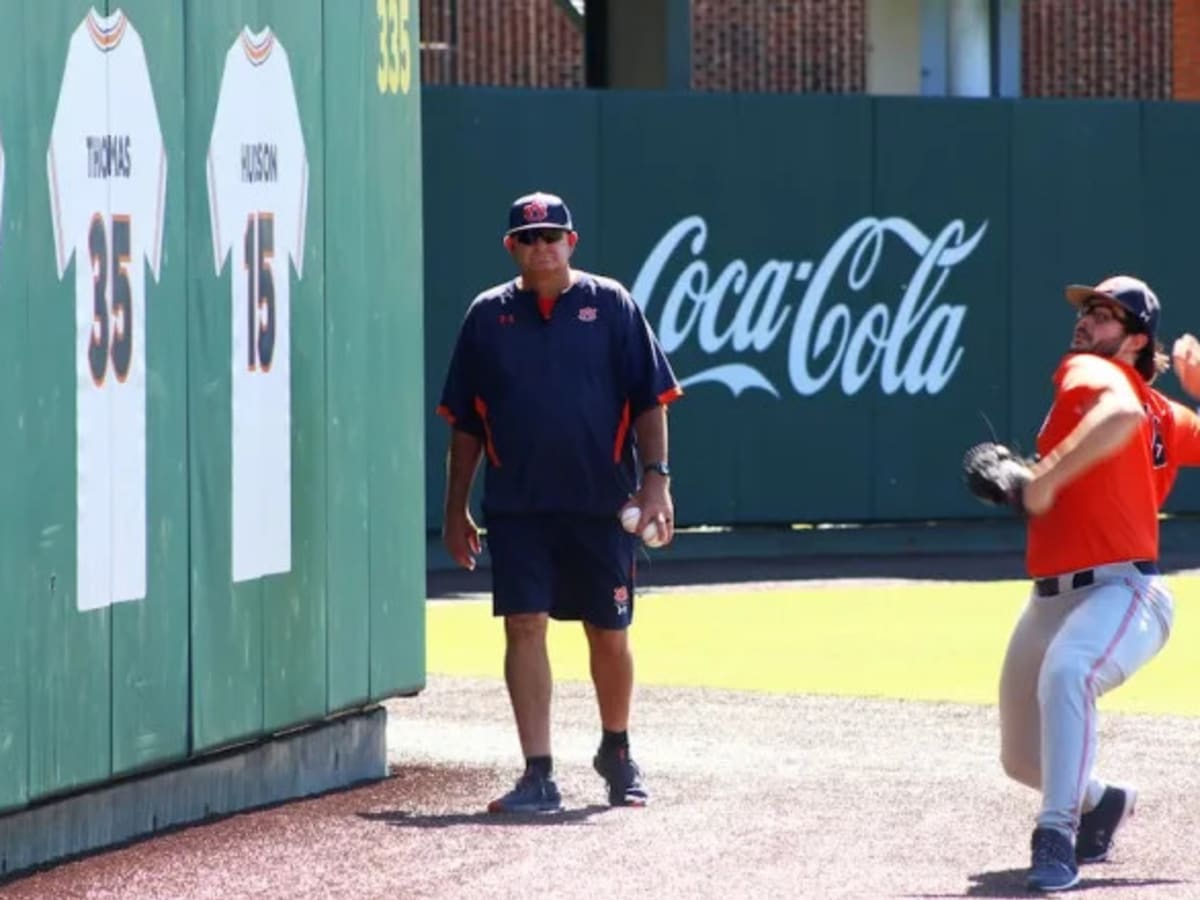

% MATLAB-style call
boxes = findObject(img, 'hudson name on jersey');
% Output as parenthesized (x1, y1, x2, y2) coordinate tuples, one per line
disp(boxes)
(207, 27, 308, 583)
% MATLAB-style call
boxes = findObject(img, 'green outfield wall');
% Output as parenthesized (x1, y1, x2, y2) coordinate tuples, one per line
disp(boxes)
(423, 89, 1200, 530)
(0, 0, 424, 813)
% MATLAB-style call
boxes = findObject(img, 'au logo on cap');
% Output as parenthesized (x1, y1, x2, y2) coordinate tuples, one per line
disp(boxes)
(523, 199, 549, 223)
(507, 191, 573, 235)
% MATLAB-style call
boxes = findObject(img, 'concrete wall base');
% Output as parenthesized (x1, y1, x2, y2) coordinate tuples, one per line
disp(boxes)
(0, 706, 387, 878)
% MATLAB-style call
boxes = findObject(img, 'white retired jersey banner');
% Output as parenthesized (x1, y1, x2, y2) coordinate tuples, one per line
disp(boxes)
(207, 28, 308, 583)
(47, 10, 166, 612)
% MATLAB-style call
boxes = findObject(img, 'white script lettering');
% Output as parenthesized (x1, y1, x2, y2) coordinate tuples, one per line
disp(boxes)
(630, 216, 986, 398)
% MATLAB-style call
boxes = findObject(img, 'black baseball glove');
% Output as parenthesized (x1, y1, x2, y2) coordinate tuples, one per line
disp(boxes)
(962, 442, 1033, 514)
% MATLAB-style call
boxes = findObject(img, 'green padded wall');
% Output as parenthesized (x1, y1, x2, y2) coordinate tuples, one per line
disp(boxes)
(0, 0, 425, 809)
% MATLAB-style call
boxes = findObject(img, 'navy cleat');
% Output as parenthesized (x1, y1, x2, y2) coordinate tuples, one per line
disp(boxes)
(486, 770, 563, 814)
(1027, 827, 1080, 892)
(593, 747, 649, 807)
(1076, 786, 1136, 863)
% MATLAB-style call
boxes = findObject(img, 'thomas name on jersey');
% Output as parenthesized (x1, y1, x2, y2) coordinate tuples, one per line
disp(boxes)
(86, 134, 133, 179)
(241, 142, 279, 183)
(49, 9, 167, 611)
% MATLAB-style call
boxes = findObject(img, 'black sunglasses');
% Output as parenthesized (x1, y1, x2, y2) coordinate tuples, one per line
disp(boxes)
(514, 229, 567, 245)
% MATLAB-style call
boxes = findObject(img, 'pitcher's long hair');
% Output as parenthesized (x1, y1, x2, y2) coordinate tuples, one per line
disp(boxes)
(1135, 339, 1170, 383)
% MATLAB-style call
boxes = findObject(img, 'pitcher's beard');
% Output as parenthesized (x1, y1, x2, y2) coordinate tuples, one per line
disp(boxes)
(1071, 334, 1125, 358)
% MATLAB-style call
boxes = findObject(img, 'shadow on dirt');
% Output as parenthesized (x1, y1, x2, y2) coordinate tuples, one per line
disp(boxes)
(357, 805, 610, 828)
(945, 867, 1190, 897)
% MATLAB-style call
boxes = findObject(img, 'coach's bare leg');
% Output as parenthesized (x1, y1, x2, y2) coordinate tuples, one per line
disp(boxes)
(584, 623, 633, 731)
(504, 613, 552, 757)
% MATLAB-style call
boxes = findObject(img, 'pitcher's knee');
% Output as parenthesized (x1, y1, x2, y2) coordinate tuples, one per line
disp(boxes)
(1038, 660, 1090, 705)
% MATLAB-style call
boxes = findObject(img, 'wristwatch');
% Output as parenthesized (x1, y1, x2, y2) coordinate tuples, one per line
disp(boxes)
(643, 461, 671, 478)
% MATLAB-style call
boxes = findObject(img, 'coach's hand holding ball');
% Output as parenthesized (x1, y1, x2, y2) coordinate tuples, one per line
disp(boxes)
(619, 504, 668, 548)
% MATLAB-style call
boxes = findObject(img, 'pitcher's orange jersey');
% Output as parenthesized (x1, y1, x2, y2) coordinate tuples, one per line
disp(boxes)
(1027, 353, 1200, 577)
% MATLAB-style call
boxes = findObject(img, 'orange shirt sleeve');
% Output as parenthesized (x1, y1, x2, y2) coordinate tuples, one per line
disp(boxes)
(1169, 400, 1200, 466)
(1037, 356, 1125, 458)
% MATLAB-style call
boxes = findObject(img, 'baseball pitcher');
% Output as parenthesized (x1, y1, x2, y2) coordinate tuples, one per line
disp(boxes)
(964, 275, 1200, 892)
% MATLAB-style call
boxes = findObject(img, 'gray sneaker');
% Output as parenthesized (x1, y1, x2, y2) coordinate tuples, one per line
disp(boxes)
(1076, 786, 1136, 863)
(487, 771, 563, 814)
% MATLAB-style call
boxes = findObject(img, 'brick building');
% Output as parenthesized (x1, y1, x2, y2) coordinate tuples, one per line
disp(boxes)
(419, 0, 1200, 100)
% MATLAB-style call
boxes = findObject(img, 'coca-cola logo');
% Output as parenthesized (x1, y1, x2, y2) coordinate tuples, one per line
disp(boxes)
(630, 216, 987, 398)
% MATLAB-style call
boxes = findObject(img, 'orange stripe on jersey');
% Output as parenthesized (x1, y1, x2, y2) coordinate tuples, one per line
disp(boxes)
(612, 401, 631, 463)
(474, 397, 501, 467)
(242, 30, 275, 65)
(435, 404, 456, 425)
(86, 12, 127, 50)
(658, 385, 684, 405)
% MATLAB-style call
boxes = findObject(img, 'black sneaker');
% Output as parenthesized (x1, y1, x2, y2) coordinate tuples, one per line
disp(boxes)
(1027, 827, 1080, 892)
(593, 747, 649, 807)
(1076, 786, 1136, 863)
(486, 770, 563, 814)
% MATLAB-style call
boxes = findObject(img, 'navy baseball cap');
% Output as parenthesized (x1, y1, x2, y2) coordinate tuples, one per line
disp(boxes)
(1065, 275, 1160, 336)
(505, 191, 574, 236)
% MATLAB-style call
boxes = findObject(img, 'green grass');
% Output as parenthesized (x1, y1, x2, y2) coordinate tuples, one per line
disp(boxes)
(428, 576, 1200, 717)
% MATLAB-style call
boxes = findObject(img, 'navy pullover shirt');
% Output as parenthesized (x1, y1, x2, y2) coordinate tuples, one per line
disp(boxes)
(438, 271, 682, 517)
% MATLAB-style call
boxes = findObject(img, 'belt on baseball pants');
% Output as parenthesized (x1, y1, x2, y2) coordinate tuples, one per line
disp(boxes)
(1034, 560, 1159, 598)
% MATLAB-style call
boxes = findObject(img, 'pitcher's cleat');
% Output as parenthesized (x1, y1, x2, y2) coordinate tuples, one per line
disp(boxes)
(1076, 786, 1136, 863)
(1027, 827, 1080, 892)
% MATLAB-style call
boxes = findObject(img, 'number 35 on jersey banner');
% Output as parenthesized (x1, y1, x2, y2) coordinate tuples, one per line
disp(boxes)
(47, 9, 166, 612)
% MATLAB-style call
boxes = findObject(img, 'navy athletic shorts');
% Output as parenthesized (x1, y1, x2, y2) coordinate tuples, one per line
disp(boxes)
(485, 513, 637, 629)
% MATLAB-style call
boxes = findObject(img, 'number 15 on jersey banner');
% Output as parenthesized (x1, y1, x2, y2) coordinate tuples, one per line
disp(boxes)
(207, 27, 309, 584)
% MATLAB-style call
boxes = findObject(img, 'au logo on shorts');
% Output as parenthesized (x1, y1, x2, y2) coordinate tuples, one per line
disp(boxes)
(613, 585, 630, 617)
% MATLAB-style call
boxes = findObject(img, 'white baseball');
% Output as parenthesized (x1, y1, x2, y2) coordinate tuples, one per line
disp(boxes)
(641, 519, 667, 548)
(619, 505, 641, 534)
(1174, 334, 1200, 400)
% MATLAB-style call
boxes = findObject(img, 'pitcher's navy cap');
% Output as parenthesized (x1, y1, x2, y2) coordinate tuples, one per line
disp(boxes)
(1065, 275, 1159, 336)
(506, 191, 573, 235)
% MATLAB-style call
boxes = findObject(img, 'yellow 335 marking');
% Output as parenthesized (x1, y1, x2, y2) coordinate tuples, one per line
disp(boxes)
(376, 0, 411, 95)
